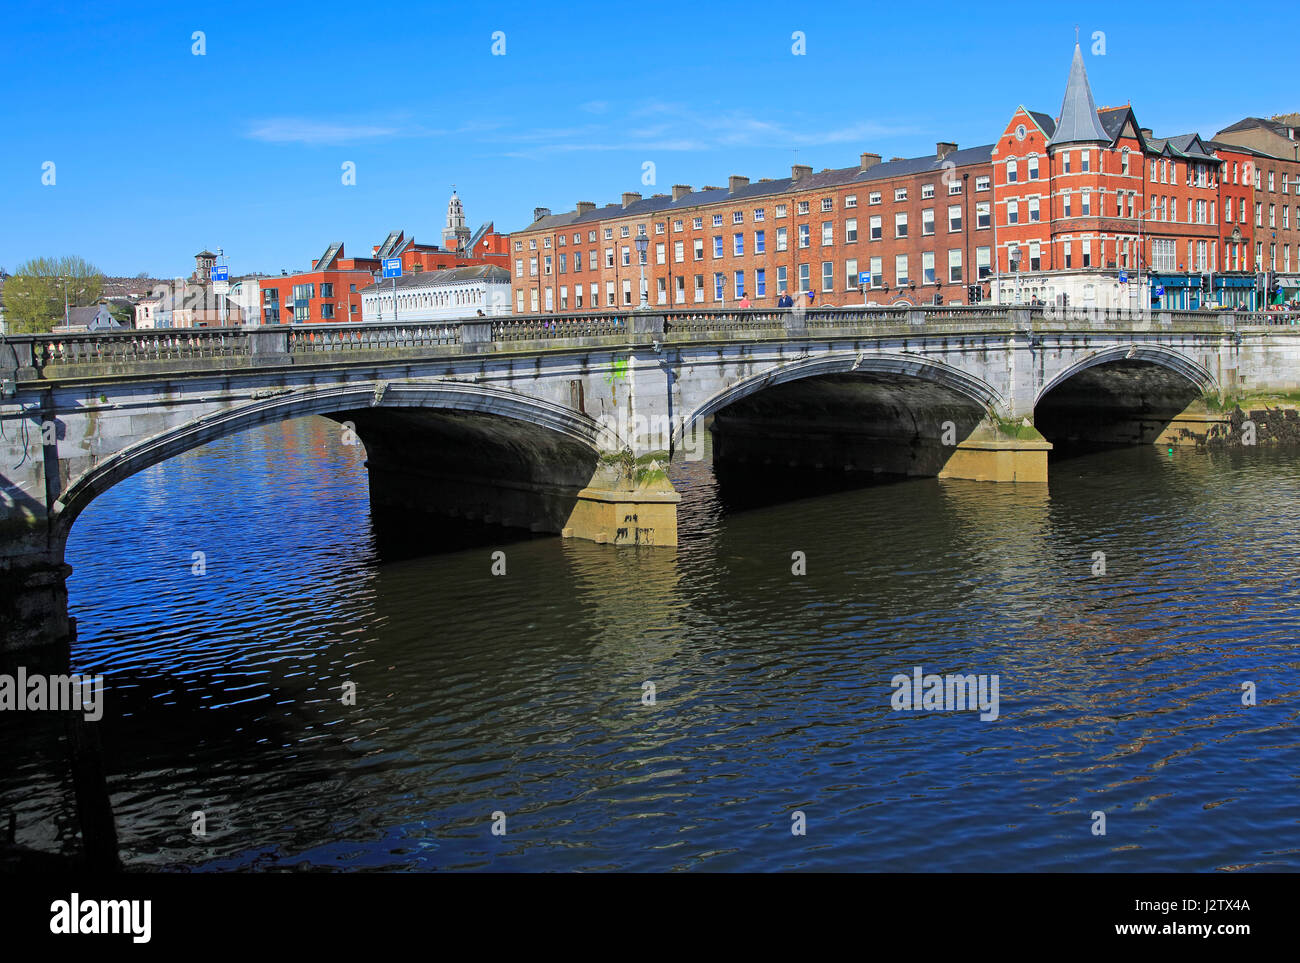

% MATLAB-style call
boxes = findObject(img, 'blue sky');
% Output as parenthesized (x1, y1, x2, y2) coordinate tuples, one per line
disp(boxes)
(1, 0, 1292, 278)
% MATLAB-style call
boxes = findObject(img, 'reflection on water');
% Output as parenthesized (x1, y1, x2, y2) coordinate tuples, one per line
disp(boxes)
(3, 417, 1299, 871)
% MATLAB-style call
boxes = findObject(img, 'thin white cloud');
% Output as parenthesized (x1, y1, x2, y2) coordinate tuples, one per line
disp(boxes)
(245, 118, 404, 145)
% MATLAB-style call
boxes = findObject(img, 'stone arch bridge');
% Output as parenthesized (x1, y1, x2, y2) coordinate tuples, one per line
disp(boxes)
(2, 305, 1297, 650)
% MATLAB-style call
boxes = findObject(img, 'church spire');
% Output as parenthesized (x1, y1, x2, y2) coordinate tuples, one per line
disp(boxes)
(443, 188, 470, 250)
(1047, 43, 1111, 147)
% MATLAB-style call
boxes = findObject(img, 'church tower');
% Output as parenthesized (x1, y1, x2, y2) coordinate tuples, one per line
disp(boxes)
(443, 189, 471, 251)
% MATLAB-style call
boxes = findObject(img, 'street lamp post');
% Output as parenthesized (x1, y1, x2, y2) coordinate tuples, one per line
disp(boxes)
(634, 232, 649, 310)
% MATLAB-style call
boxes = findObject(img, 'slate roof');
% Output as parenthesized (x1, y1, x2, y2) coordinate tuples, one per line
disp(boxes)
(1047, 44, 1111, 147)
(359, 265, 508, 294)
(1028, 110, 1057, 138)
(516, 144, 995, 235)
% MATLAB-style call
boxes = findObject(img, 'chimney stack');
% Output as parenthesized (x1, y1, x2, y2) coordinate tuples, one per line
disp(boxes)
(621, 191, 642, 208)
(672, 184, 692, 201)
(791, 164, 812, 182)
(859, 152, 881, 170)
(936, 142, 957, 160)
(576, 201, 596, 215)
(533, 207, 551, 222)
(728, 175, 750, 193)
(1139, 127, 1153, 139)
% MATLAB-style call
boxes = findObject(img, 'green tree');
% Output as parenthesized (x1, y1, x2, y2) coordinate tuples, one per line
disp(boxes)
(5, 256, 104, 333)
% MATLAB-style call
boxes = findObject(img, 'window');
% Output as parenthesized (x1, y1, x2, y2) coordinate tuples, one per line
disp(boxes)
(1080, 191, 1091, 216)
(1062, 152, 1071, 174)
(320, 303, 335, 319)
(922, 183, 935, 199)
(694, 274, 705, 302)
(529, 239, 538, 249)
(675, 276, 686, 303)
(559, 253, 567, 272)
(948, 204, 962, 232)
(1269, 171, 1276, 191)
(775, 204, 787, 218)
(515, 290, 524, 312)
(845, 218, 857, 242)
(754, 208, 765, 221)
(603, 228, 612, 240)
(894, 188, 908, 202)
(922, 251, 935, 284)
(713, 214, 723, 227)
(545, 287, 554, 311)
(515, 240, 524, 251)
(976, 202, 990, 229)
(869, 215, 882, 241)
(895, 254, 909, 286)
(868, 192, 882, 205)
(1082, 239, 1091, 268)
(821, 197, 833, 212)
(621, 246, 630, 267)
(515, 259, 524, 277)
(544, 255, 553, 275)
(976, 246, 991, 280)
(895, 212, 908, 238)
(574, 233, 581, 244)
(714, 273, 725, 301)
(320, 282, 334, 298)
(1029, 241, 1041, 271)
(755, 269, 766, 297)
(1121, 150, 1130, 175)
(734, 270, 745, 299)
(530, 257, 539, 275)
(622, 279, 632, 305)
(776, 227, 788, 252)
(821, 221, 833, 246)
(1256, 202, 1263, 226)
(822, 261, 834, 291)
(713, 235, 724, 257)
(1063, 240, 1072, 269)
(798, 263, 810, 291)
(604, 248, 614, 268)
(948, 180, 962, 195)
(797, 200, 810, 215)
(1062, 192, 1072, 218)
(948, 249, 962, 282)
(589, 250, 597, 270)
(1007, 200, 1018, 224)
(869, 256, 883, 288)
(1028, 156, 1039, 180)
(1028, 198, 1039, 223)
(543, 237, 552, 248)
(922, 209, 935, 235)
(1007, 159, 1018, 183)
(1080, 150, 1090, 172)
(777, 265, 788, 293)
(655, 222, 665, 235)
(734, 233, 744, 256)
(589, 231, 597, 242)
(732, 211, 743, 224)
(755, 230, 766, 254)
(692, 217, 703, 230)
(846, 258, 859, 288)
(845, 194, 858, 208)
(620, 226, 630, 238)
(976, 175, 990, 191)
(673, 219, 684, 232)
(799, 224, 810, 248)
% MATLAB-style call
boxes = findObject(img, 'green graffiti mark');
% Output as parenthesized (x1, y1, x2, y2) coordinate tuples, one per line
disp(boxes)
(604, 357, 629, 386)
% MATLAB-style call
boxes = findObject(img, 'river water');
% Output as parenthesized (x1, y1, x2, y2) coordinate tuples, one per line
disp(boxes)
(6, 417, 1300, 871)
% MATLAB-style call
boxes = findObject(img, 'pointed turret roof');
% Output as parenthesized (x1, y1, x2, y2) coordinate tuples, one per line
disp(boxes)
(1047, 44, 1111, 147)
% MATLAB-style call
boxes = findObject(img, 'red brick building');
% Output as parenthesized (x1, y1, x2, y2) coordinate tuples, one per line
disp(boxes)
(510, 144, 996, 314)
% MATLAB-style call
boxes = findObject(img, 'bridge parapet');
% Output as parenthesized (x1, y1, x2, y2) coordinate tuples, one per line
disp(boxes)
(4, 304, 1291, 383)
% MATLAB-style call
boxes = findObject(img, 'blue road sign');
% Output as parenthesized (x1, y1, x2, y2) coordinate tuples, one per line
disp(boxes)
(1118, 272, 1128, 283)
(1155, 285, 1164, 296)
(382, 258, 403, 278)
(210, 265, 229, 281)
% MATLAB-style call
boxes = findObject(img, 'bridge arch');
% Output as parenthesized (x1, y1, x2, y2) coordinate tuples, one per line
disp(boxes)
(52, 379, 609, 534)
(674, 350, 1007, 448)
(1035, 343, 1219, 408)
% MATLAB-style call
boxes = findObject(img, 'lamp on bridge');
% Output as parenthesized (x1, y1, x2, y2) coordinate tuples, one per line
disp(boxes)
(634, 233, 649, 310)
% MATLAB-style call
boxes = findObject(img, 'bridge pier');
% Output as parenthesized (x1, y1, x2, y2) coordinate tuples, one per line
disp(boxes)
(0, 527, 75, 653)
